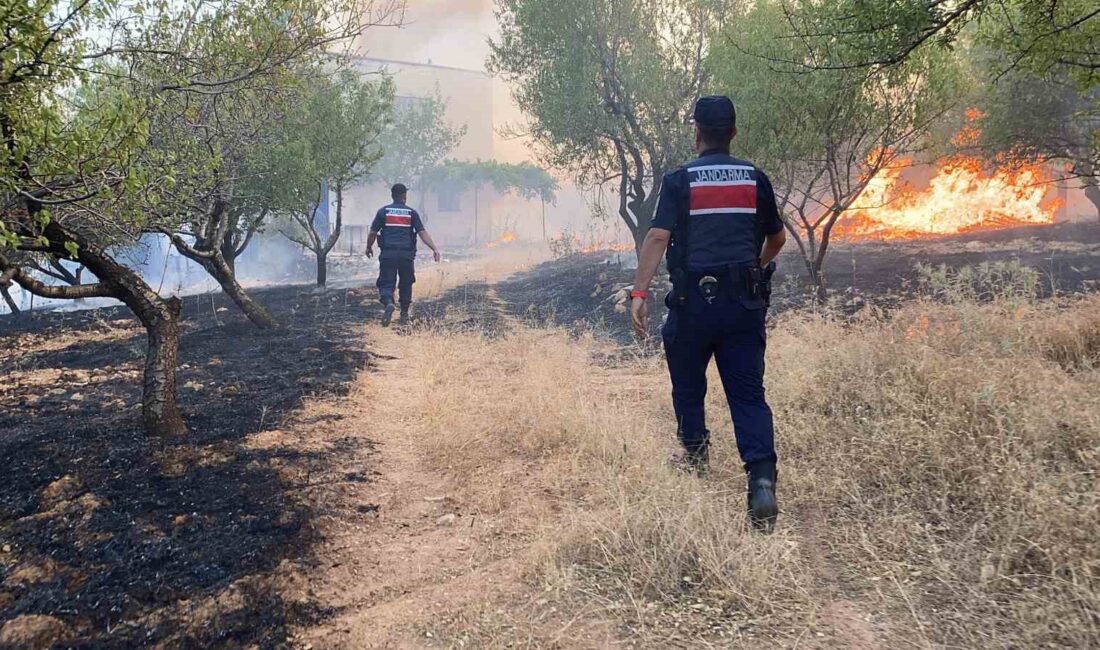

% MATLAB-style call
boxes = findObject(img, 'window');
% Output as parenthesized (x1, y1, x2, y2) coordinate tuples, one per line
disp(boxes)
(437, 187, 462, 213)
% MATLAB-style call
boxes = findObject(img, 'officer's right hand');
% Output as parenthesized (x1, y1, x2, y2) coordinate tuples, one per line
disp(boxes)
(366, 247, 374, 259)
(631, 297, 648, 339)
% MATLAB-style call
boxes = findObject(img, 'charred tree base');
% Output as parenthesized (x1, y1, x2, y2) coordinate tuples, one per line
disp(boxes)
(316, 252, 328, 287)
(141, 297, 187, 436)
(4, 221, 191, 436)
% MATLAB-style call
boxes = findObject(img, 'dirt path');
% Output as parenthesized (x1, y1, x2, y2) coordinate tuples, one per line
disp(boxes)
(277, 256, 904, 649)
(273, 252, 623, 648)
(282, 323, 623, 648)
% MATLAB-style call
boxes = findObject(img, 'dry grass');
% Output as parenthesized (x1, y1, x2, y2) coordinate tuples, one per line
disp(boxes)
(387, 285, 1100, 646)
(415, 245, 552, 301)
(769, 294, 1100, 647)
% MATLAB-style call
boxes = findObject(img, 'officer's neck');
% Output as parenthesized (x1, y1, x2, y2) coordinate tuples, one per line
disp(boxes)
(393, 199, 407, 205)
(699, 147, 730, 156)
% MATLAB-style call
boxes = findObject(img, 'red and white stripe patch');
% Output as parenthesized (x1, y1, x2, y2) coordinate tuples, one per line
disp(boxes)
(385, 211, 413, 227)
(688, 164, 756, 216)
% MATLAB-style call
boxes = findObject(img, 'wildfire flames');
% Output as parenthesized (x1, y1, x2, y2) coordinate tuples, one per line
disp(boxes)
(840, 112, 1061, 240)
(485, 231, 518, 248)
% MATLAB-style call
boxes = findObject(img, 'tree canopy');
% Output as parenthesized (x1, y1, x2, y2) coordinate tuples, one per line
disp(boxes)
(269, 67, 395, 285)
(776, 1, 1098, 89)
(708, 0, 961, 298)
(423, 160, 558, 204)
(489, 0, 726, 249)
(373, 91, 466, 189)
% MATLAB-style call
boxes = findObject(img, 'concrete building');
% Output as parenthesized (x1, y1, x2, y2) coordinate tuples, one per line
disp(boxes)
(335, 57, 503, 254)
(332, 0, 620, 254)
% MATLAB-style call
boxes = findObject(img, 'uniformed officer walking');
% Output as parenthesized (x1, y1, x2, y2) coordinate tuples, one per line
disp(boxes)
(630, 96, 787, 531)
(366, 183, 442, 327)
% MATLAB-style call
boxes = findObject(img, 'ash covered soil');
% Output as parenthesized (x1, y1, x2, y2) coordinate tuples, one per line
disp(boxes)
(1, 221, 1098, 647)
(493, 222, 1100, 342)
(0, 285, 385, 648)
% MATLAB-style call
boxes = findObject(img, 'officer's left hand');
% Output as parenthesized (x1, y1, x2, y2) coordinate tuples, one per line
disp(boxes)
(432, 249, 442, 262)
(366, 247, 374, 259)
(631, 297, 648, 339)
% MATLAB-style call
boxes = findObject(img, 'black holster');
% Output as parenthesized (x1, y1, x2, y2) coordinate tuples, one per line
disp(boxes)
(761, 261, 776, 307)
(667, 267, 688, 309)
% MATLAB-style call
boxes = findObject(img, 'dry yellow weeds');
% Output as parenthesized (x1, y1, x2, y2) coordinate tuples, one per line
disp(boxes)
(387, 291, 1100, 647)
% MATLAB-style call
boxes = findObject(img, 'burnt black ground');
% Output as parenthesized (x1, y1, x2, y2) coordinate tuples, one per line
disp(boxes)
(491, 222, 1100, 343)
(0, 285, 383, 648)
(1, 222, 1098, 647)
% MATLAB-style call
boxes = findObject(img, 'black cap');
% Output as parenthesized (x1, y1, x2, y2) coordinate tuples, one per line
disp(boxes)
(391, 183, 408, 195)
(693, 96, 736, 128)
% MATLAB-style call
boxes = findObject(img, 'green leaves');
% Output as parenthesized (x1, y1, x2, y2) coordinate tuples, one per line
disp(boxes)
(2, 0, 145, 236)
(423, 160, 559, 204)
(373, 92, 466, 188)
(489, 0, 725, 235)
(781, 0, 1099, 91)
(257, 65, 394, 219)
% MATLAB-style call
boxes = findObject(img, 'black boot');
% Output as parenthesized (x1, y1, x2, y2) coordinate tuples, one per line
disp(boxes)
(746, 462, 778, 533)
(399, 305, 410, 326)
(381, 301, 396, 327)
(673, 444, 710, 477)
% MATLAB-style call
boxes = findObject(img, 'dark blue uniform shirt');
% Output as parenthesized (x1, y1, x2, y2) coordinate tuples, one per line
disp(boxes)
(370, 202, 425, 260)
(651, 150, 783, 271)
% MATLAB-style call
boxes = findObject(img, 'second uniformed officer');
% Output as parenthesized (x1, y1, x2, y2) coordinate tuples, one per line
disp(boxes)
(630, 96, 787, 531)
(366, 183, 442, 327)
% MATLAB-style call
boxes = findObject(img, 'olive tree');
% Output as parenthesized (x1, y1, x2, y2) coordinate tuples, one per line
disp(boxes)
(131, 1, 401, 327)
(0, 0, 399, 435)
(710, 0, 960, 300)
(373, 91, 466, 215)
(975, 69, 1100, 219)
(273, 69, 394, 287)
(489, 0, 729, 253)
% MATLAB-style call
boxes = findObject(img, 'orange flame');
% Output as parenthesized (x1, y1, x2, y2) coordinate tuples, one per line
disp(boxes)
(839, 112, 1060, 240)
(485, 231, 518, 248)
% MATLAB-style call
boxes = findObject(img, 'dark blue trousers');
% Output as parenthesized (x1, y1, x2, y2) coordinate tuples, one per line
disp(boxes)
(377, 256, 415, 307)
(661, 290, 777, 470)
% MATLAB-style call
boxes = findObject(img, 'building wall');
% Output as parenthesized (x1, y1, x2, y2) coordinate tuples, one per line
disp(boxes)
(338, 1, 601, 252)
(336, 57, 499, 253)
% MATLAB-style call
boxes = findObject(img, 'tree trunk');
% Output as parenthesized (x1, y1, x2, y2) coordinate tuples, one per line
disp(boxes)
(221, 239, 237, 276)
(809, 260, 828, 302)
(169, 232, 277, 329)
(316, 249, 328, 287)
(1084, 176, 1100, 221)
(201, 255, 278, 328)
(1, 285, 19, 314)
(625, 189, 659, 259)
(42, 222, 188, 435)
(139, 297, 187, 436)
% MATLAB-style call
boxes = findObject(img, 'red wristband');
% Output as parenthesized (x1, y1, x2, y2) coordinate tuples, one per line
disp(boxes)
(630, 290, 649, 300)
